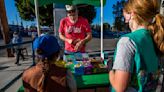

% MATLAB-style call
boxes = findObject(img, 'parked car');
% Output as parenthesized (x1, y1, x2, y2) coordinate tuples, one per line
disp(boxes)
(92, 30, 100, 38)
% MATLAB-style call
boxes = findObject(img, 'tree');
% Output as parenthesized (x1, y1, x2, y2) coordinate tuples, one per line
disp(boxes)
(103, 22, 110, 30)
(77, 4, 96, 24)
(14, 0, 96, 25)
(15, 0, 53, 26)
(112, 0, 126, 31)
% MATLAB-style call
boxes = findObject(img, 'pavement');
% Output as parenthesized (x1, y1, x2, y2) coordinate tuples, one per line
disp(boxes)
(0, 37, 34, 92)
(0, 53, 34, 92)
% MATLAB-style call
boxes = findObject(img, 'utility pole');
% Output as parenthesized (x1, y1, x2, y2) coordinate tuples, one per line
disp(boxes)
(0, 0, 14, 57)
(16, 14, 19, 32)
(34, 0, 41, 36)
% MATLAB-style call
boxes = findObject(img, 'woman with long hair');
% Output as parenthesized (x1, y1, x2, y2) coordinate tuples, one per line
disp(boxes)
(109, 0, 164, 91)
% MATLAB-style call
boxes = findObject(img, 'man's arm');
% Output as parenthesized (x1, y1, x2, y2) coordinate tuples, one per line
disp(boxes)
(58, 18, 74, 44)
(74, 32, 92, 51)
(82, 32, 92, 44)
(59, 32, 73, 44)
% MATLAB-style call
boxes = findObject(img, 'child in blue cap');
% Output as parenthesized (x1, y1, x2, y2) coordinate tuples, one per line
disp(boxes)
(22, 34, 77, 92)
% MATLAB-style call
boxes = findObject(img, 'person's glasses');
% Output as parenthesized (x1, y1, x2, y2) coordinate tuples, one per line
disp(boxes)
(66, 9, 76, 13)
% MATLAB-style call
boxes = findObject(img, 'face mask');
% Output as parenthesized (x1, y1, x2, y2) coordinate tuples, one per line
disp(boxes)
(128, 18, 133, 30)
(128, 15, 139, 31)
(123, 11, 131, 23)
(123, 12, 134, 31)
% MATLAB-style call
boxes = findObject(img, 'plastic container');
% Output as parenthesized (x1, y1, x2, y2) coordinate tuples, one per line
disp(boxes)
(75, 66, 84, 75)
(84, 65, 93, 74)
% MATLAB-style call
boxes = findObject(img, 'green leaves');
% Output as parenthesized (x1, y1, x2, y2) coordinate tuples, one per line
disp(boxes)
(15, 0, 96, 26)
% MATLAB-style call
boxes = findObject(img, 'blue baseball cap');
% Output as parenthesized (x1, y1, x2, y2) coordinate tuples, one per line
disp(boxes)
(33, 34, 60, 57)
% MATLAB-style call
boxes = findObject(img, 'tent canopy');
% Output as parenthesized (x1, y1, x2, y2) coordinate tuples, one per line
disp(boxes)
(30, 0, 106, 7)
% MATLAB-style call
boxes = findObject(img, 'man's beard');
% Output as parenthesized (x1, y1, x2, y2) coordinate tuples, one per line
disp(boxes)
(69, 15, 78, 23)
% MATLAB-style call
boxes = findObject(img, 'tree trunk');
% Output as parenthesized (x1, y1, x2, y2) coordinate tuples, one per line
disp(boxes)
(0, 0, 14, 57)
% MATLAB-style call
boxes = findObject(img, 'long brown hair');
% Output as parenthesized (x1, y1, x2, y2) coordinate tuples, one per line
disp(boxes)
(36, 48, 60, 91)
(124, 0, 164, 55)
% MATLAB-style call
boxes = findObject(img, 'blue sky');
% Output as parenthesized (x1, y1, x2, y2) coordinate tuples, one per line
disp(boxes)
(93, 0, 119, 25)
(5, 0, 120, 27)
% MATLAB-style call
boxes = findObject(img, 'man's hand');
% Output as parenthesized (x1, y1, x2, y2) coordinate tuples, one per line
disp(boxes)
(67, 39, 73, 44)
(72, 39, 80, 45)
(67, 39, 80, 45)
(74, 40, 85, 51)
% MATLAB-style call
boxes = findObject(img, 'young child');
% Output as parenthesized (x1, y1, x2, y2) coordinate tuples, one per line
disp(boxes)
(22, 34, 77, 92)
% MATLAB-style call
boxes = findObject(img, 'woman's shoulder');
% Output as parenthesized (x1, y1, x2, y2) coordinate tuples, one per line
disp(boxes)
(118, 37, 134, 45)
(117, 37, 136, 52)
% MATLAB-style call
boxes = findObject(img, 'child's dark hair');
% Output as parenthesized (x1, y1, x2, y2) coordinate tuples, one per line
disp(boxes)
(36, 48, 60, 91)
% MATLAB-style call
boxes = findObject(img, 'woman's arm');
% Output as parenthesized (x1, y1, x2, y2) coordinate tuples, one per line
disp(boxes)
(109, 70, 130, 92)
(109, 37, 136, 92)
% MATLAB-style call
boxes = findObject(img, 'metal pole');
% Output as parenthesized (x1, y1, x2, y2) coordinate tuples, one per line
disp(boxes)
(53, 3, 57, 36)
(100, 0, 104, 59)
(34, 0, 41, 36)
(16, 14, 19, 32)
(160, 1, 164, 91)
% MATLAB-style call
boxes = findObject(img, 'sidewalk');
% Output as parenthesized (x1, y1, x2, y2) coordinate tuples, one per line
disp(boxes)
(0, 54, 33, 92)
